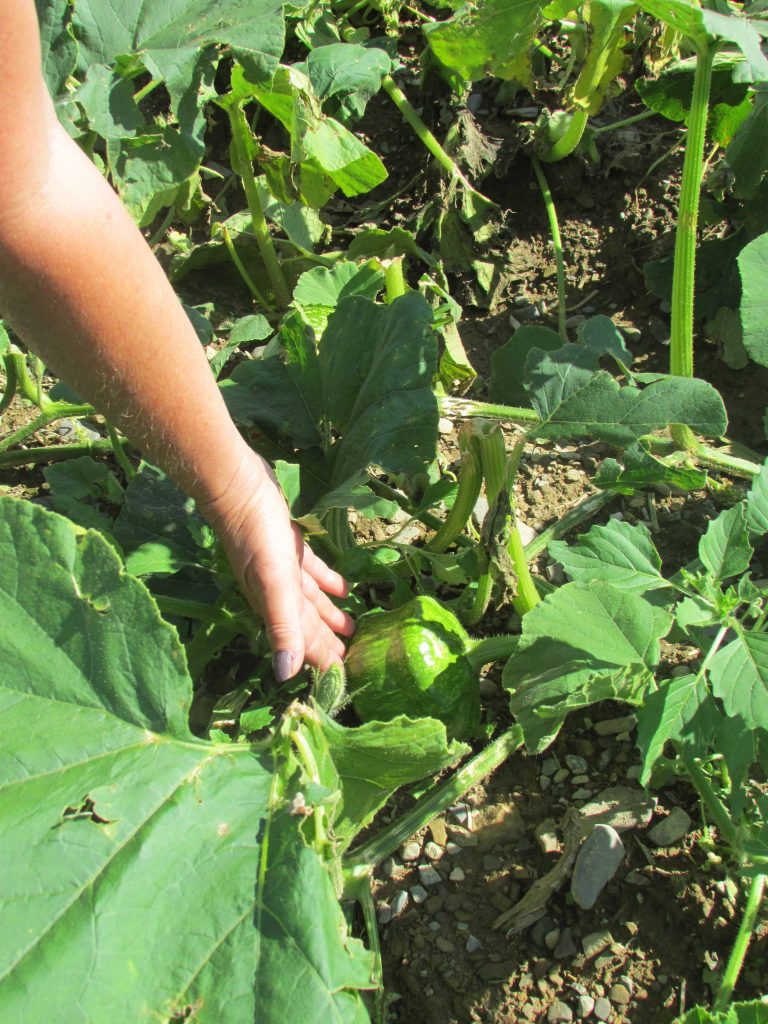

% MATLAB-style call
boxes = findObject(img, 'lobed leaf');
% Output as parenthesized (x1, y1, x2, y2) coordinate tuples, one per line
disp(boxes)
(549, 519, 667, 593)
(709, 630, 768, 733)
(738, 231, 768, 368)
(698, 504, 753, 583)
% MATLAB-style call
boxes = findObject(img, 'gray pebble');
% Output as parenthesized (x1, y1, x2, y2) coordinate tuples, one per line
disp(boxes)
(541, 757, 559, 777)
(449, 866, 466, 882)
(595, 715, 637, 737)
(540, 775, 552, 792)
(410, 884, 428, 904)
(554, 927, 578, 959)
(571, 774, 590, 785)
(572, 788, 593, 800)
(594, 996, 612, 1021)
(445, 841, 462, 856)
(565, 754, 588, 774)
(377, 902, 392, 925)
(435, 936, 455, 953)
(424, 841, 444, 861)
(518, 521, 538, 547)
(648, 806, 692, 846)
(391, 891, 409, 918)
(419, 865, 442, 886)
(576, 994, 595, 1019)
(581, 929, 613, 959)
(466, 934, 482, 953)
(554, 767, 570, 784)
(545, 928, 561, 951)
(548, 999, 574, 1022)
(381, 856, 400, 878)
(400, 840, 421, 861)
(572, 825, 625, 910)
(535, 819, 560, 854)
(466, 92, 483, 114)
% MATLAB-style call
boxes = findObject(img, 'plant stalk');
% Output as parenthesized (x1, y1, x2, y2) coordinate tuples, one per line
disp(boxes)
(713, 873, 766, 1012)
(467, 633, 518, 669)
(343, 725, 524, 885)
(106, 423, 135, 480)
(438, 395, 540, 425)
(219, 224, 274, 310)
(531, 156, 567, 340)
(524, 489, 614, 559)
(669, 44, 714, 450)
(0, 402, 96, 455)
(0, 353, 18, 416)
(227, 105, 291, 309)
(0, 438, 127, 470)
(384, 258, 407, 302)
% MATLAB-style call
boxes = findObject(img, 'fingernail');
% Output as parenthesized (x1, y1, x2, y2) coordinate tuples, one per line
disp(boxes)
(272, 650, 297, 682)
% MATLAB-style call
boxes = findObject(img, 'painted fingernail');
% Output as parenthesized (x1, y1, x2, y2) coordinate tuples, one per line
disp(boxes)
(272, 650, 297, 682)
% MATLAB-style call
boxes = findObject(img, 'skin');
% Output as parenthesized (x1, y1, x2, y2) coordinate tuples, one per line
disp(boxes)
(0, 1, 354, 676)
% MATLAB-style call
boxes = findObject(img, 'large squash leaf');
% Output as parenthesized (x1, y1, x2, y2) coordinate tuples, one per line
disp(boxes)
(0, 499, 375, 1023)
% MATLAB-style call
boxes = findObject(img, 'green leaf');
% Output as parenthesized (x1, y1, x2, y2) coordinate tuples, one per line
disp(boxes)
(596, 443, 708, 493)
(525, 346, 727, 445)
(699, 504, 753, 582)
(35, 0, 77, 95)
(72, 0, 286, 87)
(311, 709, 469, 851)
(109, 127, 200, 226)
(489, 325, 564, 407)
(636, 673, 720, 784)
(746, 460, 768, 535)
(738, 231, 768, 367)
(503, 582, 666, 750)
(347, 226, 433, 264)
(577, 315, 633, 365)
(549, 519, 667, 593)
(114, 462, 209, 575)
(43, 456, 124, 534)
(0, 499, 375, 1022)
(306, 42, 392, 107)
(424, 0, 545, 86)
(674, 1002, 768, 1024)
(293, 261, 385, 336)
(727, 92, 768, 199)
(75, 65, 145, 140)
(310, 472, 399, 521)
(717, 712, 756, 816)
(710, 630, 768, 732)
(567, 0, 635, 118)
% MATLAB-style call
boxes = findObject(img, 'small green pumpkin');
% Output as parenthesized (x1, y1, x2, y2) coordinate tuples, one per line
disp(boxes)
(345, 596, 480, 740)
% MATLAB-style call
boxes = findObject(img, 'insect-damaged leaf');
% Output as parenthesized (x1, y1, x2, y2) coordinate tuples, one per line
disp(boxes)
(0, 500, 375, 1023)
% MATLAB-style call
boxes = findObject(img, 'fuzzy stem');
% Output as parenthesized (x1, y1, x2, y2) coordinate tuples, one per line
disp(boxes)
(713, 873, 766, 1012)
(507, 439, 541, 615)
(106, 423, 135, 480)
(227, 105, 291, 309)
(524, 490, 615, 559)
(438, 395, 541, 425)
(670, 45, 714, 451)
(531, 156, 567, 340)
(343, 725, 524, 884)
(0, 438, 123, 470)
(0, 402, 96, 454)
(466, 634, 518, 670)
(0, 353, 17, 416)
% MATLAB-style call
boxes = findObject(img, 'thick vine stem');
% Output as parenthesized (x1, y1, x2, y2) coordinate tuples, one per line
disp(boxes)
(227, 104, 291, 309)
(539, 109, 589, 164)
(438, 395, 541, 426)
(219, 224, 274, 310)
(0, 402, 96, 455)
(384, 258, 407, 302)
(0, 437, 128, 470)
(0, 353, 18, 416)
(342, 725, 524, 886)
(669, 45, 714, 450)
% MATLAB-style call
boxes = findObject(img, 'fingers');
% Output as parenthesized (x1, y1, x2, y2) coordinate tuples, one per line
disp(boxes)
(301, 571, 355, 637)
(301, 542, 349, 598)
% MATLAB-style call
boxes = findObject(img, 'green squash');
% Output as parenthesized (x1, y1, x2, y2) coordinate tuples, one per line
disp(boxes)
(345, 596, 480, 740)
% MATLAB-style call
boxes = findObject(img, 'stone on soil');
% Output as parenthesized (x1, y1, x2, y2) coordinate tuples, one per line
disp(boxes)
(609, 983, 631, 1006)
(400, 840, 421, 861)
(581, 929, 613, 960)
(554, 927, 578, 959)
(594, 996, 612, 1021)
(576, 994, 595, 1019)
(424, 841, 444, 860)
(578, 786, 655, 834)
(418, 865, 442, 886)
(466, 934, 482, 953)
(565, 754, 588, 774)
(391, 891, 409, 917)
(594, 715, 637, 736)
(571, 824, 625, 910)
(548, 1000, 574, 1022)
(410, 884, 428, 904)
(648, 805, 692, 846)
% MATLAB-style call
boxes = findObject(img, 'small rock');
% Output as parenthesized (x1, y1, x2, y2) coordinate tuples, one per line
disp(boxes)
(548, 1000, 574, 1022)
(478, 960, 516, 982)
(535, 819, 560, 854)
(447, 827, 478, 847)
(565, 754, 588, 774)
(575, 994, 594, 1018)
(466, 92, 483, 114)
(424, 841, 444, 861)
(546, 562, 566, 585)
(579, 786, 655, 834)
(581, 929, 613, 960)
(410, 884, 428, 904)
(571, 825, 625, 910)
(531, 915, 556, 947)
(540, 775, 552, 792)
(449, 866, 466, 882)
(426, 894, 443, 913)
(438, 417, 453, 434)
(593, 996, 612, 1021)
(518, 520, 538, 547)
(554, 927, 578, 959)
(483, 855, 503, 872)
(418, 865, 442, 886)
(648, 806, 692, 846)
(435, 936, 455, 953)
(377, 902, 392, 925)
(429, 818, 448, 846)
(541, 757, 559, 777)
(571, 774, 590, 785)
(554, 768, 570, 784)
(572, 788, 593, 800)
(609, 983, 631, 1006)
(391, 891, 409, 918)
(445, 841, 462, 856)
(400, 841, 421, 862)
(545, 928, 561, 951)
(381, 857, 399, 878)
(466, 934, 482, 953)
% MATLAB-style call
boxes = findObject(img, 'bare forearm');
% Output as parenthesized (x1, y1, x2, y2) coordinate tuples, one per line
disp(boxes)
(0, 121, 252, 505)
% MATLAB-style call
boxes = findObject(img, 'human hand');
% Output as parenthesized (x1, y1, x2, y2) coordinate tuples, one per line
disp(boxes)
(198, 446, 354, 679)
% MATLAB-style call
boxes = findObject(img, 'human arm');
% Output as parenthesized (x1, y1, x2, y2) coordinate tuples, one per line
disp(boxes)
(0, 1, 352, 676)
